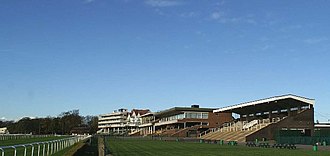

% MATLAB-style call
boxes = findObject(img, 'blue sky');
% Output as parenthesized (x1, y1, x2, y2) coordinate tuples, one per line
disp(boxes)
(1, 0, 330, 122)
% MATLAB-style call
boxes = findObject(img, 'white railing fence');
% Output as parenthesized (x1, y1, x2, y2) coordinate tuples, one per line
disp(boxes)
(0, 135, 57, 141)
(0, 135, 91, 156)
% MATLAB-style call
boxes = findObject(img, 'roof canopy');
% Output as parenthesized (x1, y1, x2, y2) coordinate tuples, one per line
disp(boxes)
(214, 94, 314, 115)
(155, 107, 214, 118)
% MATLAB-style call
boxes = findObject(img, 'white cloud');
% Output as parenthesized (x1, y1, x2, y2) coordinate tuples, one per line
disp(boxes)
(260, 45, 271, 51)
(84, 0, 95, 4)
(0, 117, 6, 121)
(304, 37, 328, 44)
(145, 0, 183, 7)
(279, 24, 302, 32)
(209, 12, 257, 25)
(210, 12, 224, 20)
(180, 12, 198, 18)
(215, 0, 226, 6)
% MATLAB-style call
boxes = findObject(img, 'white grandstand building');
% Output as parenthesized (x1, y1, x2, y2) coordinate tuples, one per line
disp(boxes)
(98, 108, 150, 134)
(98, 108, 129, 134)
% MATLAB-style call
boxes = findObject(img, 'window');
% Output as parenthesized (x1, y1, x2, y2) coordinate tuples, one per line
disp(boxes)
(202, 113, 208, 119)
(184, 112, 208, 119)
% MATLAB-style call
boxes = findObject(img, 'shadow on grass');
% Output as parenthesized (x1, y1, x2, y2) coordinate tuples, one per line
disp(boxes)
(73, 137, 98, 156)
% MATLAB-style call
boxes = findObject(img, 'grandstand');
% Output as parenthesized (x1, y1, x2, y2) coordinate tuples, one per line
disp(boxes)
(154, 105, 232, 137)
(201, 94, 315, 142)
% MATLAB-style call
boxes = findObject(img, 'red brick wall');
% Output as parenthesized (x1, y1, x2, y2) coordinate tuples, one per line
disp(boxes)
(208, 112, 233, 128)
(246, 108, 314, 141)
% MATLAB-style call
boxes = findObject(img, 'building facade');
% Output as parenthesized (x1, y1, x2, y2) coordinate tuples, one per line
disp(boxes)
(139, 112, 156, 136)
(98, 108, 129, 134)
(154, 105, 232, 137)
(0, 127, 9, 134)
(98, 108, 150, 135)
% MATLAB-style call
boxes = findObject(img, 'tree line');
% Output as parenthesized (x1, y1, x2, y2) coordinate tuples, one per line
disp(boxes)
(0, 110, 98, 135)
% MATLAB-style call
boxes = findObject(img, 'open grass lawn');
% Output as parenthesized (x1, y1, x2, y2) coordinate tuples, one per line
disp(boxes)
(108, 138, 330, 156)
(0, 136, 70, 156)
(0, 136, 69, 146)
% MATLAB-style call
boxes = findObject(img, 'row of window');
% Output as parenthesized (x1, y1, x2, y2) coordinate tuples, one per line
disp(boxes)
(160, 112, 209, 122)
(185, 112, 208, 119)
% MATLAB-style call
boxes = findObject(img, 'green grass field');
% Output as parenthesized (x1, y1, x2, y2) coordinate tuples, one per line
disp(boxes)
(0, 136, 69, 146)
(0, 136, 70, 156)
(107, 138, 329, 156)
(53, 136, 98, 156)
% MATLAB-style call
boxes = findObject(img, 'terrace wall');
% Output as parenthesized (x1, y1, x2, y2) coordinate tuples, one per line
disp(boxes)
(210, 112, 233, 127)
(246, 108, 314, 141)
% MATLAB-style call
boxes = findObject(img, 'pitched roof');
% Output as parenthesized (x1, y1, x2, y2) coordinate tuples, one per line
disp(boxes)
(131, 109, 150, 116)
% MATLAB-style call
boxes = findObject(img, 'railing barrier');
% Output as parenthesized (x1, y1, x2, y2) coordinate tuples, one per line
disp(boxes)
(0, 135, 91, 156)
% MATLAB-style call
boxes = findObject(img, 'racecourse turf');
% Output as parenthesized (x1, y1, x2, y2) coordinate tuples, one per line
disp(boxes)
(0, 136, 70, 155)
(0, 136, 69, 146)
(107, 138, 329, 156)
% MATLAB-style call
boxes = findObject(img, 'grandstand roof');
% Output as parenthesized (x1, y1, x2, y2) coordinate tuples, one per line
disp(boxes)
(214, 94, 315, 114)
(140, 112, 154, 117)
(155, 107, 214, 118)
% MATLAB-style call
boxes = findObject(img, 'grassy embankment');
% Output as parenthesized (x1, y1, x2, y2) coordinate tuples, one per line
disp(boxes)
(53, 136, 98, 156)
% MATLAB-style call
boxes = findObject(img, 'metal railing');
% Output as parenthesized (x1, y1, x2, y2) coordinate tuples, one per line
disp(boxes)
(0, 134, 57, 141)
(0, 135, 91, 156)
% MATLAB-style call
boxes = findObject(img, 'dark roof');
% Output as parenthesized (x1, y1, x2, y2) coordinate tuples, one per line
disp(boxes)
(214, 94, 314, 115)
(70, 126, 90, 134)
(131, 109, 150, 116)
(155, 107, 215, 118)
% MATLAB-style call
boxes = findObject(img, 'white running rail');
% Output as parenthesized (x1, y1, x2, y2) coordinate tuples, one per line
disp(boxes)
(0, 135, 91, 156)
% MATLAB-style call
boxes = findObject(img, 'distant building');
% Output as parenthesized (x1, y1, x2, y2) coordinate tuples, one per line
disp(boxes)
(98, 108, 150, 135)
(98, 105, 232, 137)
(315, 123, 330, 130)
(203, 94, 315, 142)
(0, 127, 9, 134)
(98, 108, 129, 134)
(154, 105, 232, 137)
(98, 94, 319, 142)
(126, 109, 150, 134)
(139, 112, 156, 136)
(70, 126, 90, 135)
(314, 123, 330, 137)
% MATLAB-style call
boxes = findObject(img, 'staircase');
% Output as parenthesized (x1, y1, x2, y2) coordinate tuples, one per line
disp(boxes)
(201, 119, 272, 142)
(128, 130, 141, 136)
(170, 125, 208, 137)
(157, 129, 179, 137)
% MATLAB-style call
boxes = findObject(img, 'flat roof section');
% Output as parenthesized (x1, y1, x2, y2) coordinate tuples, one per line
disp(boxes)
(155, 107, 214, 118)
(214, 94, 315, 115)
(315, 123, 330, 128)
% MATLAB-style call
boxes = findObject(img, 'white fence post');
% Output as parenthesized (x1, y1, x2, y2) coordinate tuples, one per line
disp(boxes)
(0, 148, 4, 156)
(30, 144, 34, 156)
(42, 142, 46, 156)
(0, 135, 91, 156)
(12, 146, 16, 156)
(47, 141, 50, 156)
(23, 145, 27, 156)
(37, 143, 40, 156)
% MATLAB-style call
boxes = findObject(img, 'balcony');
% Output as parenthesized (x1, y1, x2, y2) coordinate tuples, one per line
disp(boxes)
(155, 120, 178, 126)
(98, 119, 126, 124)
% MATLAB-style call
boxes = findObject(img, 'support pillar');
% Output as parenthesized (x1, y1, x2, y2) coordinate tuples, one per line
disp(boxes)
(287, 107, 292, 117)
(298, 106, 302, 113)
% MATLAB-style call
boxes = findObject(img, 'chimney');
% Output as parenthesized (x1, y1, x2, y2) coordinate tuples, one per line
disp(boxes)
(191, 104, 199, 108)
